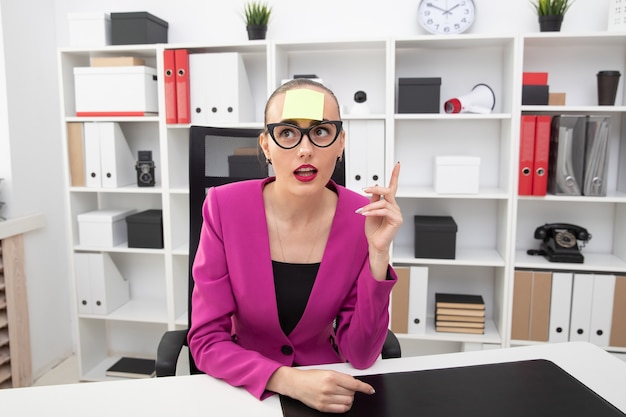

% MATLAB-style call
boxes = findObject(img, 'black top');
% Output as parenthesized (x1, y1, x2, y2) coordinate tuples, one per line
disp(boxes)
(272, 261, 319, 336)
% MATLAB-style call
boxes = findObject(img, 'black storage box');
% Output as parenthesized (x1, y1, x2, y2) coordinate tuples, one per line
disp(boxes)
(522, 85, 549, 105)
(414, 215, 457, 259)
(126, 209, 163, 249)
(111, 12, 168, 45)
(228, 155, 268, 179)
(398, 77, 442, 113)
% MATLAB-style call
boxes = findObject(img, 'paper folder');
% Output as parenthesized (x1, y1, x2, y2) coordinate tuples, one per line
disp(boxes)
(583, 116, 611, 196)
(547, 116, 586, 195)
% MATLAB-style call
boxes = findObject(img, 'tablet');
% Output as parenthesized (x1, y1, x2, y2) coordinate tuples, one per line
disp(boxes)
(279, 359, 625, 417)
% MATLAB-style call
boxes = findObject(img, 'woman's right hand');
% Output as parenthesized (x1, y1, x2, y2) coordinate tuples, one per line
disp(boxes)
(267, 366, 375, 413)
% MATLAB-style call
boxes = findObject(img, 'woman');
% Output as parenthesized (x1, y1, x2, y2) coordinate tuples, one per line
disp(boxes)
(188, 78, 402, 413)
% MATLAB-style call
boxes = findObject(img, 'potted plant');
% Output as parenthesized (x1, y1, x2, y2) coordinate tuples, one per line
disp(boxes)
(530, 0, 575, 32)
(243, 1, 272, 40)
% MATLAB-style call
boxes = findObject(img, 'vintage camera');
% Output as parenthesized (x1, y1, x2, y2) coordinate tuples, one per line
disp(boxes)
(136, 150, 155, 187)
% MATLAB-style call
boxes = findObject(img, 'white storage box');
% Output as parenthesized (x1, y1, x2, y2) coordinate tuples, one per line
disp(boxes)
(73, 66, 158, 116)
(434, 156, 480, 194)
(77, 209, 136, 247)
(68, 13, 111, 47)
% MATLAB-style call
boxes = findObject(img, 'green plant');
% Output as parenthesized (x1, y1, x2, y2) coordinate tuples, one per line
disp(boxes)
(530, 0, 575, 16)
(243, 1, 272, 26)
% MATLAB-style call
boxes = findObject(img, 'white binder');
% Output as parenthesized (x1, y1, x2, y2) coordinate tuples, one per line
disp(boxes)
(189, 52, 254, 124)
(548, 271, 573, 342)
(83, 122, 102, 187)
(569, 273, 595, 342)
(589, 274, 616, 347)
(98, 122, 136, 188)
(407, 266, 429, 334)
(83, 122, 136, 188)
(344, 120, 385, 192)
(74, 253, 93, 314)
(74, 252, 129, 316)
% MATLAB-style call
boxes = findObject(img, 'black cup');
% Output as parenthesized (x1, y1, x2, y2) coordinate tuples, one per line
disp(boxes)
(597, 70, 621, 105)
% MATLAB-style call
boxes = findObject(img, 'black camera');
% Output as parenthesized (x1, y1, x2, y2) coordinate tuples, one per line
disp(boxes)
(136, 150, 155, 187)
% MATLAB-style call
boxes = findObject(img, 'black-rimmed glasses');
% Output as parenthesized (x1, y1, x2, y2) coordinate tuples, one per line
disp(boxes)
(266, 121, 343, 149)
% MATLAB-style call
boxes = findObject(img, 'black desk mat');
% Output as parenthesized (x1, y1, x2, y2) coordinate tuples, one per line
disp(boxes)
(279, 359, 625, 417)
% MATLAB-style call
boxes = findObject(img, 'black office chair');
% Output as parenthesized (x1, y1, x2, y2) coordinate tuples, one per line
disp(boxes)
(155, 126, 400, 377)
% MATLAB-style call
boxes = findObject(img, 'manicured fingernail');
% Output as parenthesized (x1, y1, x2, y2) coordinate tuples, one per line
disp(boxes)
(355, 207, 364, 214)
(370, 388, 376, 394)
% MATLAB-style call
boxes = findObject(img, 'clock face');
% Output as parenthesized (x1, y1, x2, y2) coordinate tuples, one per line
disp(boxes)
(418, 0, 476, 35)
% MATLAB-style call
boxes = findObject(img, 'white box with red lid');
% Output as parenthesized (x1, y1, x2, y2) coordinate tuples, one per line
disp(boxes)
(73, 66, 158, 116)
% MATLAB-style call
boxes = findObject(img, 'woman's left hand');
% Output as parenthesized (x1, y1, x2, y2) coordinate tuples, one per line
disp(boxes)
(357, 162, 403, 279)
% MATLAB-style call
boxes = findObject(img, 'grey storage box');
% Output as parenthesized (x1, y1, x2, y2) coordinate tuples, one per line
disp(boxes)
(126, 209, 163, 249)
(111, 12, 168, 45)
(228, 155, 268, 179)
(414, 215, 457, 259)
(398, 77, 442, 113)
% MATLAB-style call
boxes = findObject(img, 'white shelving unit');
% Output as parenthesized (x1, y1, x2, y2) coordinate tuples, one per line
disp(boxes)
(58, 33, 626, 381)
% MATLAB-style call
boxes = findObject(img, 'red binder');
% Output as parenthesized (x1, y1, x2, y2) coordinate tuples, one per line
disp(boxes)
(163, 49, 177, 124)
(175, 49, 190, 124)
(532, 115, 552, 196)
(518, 115, 537, 196)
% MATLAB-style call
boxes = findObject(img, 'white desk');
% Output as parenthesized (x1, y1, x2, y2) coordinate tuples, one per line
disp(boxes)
(1, 342, 624, 416)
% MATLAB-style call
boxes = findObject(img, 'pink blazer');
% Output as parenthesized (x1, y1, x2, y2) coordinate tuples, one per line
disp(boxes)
(188, 178, 397, 400)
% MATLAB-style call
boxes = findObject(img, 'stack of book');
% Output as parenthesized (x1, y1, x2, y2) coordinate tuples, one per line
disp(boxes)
(435, 293, 485, 334)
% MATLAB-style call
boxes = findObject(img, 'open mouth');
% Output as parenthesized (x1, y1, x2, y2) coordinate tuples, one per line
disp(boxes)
(294, 165, 318, 181)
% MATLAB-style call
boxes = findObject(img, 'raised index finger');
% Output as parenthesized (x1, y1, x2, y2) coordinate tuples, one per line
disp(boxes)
(387, 161, 400, 196)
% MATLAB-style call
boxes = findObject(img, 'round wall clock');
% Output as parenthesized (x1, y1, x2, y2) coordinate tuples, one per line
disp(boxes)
(418, 0, 476, 35)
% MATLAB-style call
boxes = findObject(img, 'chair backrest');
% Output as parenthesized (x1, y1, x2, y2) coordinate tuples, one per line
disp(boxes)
(187, 126, 346, 373)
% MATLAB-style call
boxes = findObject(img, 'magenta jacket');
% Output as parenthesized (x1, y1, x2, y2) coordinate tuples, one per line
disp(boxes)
(188, 178, 397, 400)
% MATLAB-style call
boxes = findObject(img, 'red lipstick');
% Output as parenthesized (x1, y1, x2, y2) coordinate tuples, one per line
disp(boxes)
(293, 164, 318, 182)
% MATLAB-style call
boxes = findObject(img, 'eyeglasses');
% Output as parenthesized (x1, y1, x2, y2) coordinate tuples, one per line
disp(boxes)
(266, 121, 343, 149)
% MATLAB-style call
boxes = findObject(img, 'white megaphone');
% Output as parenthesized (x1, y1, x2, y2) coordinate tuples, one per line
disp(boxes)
(444, 83, 496, 114)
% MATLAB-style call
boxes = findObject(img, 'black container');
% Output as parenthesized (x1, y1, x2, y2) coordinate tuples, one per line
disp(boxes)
(522, 84, 549, 105)
(126, 209, 163, 249)
(398, 77, 442, 113)
(228, 155, 268, 179)
(414, 215, 457, 259)
(111, 12, 168, 45)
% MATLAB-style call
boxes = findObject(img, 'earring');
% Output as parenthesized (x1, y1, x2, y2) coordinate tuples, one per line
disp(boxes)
(336, 155, 342, 163)
(266, 157, 272, 165)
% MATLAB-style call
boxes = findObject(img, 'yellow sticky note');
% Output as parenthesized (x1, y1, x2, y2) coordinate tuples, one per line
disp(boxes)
(282, 89, 325, 120)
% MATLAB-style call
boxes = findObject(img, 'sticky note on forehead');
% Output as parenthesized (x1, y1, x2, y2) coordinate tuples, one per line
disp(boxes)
(282, 89, 325, 120)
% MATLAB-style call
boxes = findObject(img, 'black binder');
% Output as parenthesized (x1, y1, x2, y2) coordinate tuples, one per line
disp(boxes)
(279, 359, 624, 417)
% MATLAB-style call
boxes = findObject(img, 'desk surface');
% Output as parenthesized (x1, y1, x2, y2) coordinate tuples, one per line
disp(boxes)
(1, 342, 624, 416)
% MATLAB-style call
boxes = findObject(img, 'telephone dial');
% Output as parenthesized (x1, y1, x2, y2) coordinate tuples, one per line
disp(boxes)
(528, 223, 591, 263)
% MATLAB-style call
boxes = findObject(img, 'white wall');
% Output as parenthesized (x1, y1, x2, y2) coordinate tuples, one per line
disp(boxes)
(0, 0, 616, 381)
(53, 0, 613, 45)
(0, 0, 73, 381)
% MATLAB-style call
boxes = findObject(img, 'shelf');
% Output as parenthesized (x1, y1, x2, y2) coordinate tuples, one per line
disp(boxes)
(65, 116, 160, 123)
(397, 187, 508, 200)
(394, 113, 512, 120)
(70, 185, 163, 194)
(399, 318, 501, 345)
(73, 244, 166, 255)
(59, 34, 626, 375)
(515, 251, 626, 273)
(517, 192, 626, 204)
(81, 355, 157, 382)
(522, 105, 626, 114)
(79, 299, 168, 324)
(394, 245, 505, 267)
